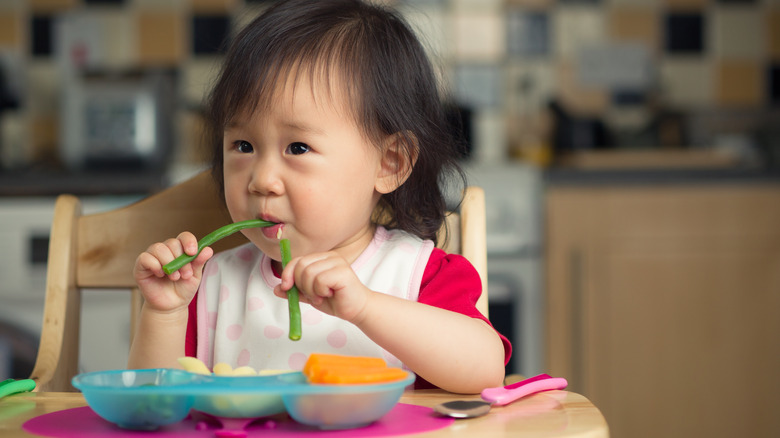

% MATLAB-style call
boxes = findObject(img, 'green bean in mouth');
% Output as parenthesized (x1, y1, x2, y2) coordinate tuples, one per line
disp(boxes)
(279, 238, 302, 341)
(162, 219, 276, 275)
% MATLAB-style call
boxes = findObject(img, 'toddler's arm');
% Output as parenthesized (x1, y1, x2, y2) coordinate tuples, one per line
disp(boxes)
(276, 251, 505, 393)
(127, 232, 213, 370)
(354, 293, 506, 394)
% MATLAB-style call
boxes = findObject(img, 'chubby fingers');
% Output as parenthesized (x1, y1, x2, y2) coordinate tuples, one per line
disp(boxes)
(136, 232, 205, 281)
(278, 253, 349, 305)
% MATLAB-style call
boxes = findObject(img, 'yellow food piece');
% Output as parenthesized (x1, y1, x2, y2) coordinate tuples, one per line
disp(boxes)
(177, 357, 212, 375)
(213, 363, 234, 376)
(231, 366, 258, 376)
(177, 357, 296, 378)
(257, 369, 294, 376)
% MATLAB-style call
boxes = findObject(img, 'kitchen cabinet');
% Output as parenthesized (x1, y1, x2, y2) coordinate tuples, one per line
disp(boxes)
(545, 181, 780, 438)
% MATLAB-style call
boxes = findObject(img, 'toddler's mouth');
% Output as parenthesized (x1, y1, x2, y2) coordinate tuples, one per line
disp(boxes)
(262, 223, 284, 240)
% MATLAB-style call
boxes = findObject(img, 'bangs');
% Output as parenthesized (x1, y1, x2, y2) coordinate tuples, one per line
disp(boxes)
(209, 17, 375, 143)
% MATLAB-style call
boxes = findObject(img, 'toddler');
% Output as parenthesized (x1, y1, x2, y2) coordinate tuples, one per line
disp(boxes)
(128, 0, 510, 394)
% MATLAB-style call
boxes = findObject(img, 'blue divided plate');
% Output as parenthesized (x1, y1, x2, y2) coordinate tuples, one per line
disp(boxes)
(73, 368, 415, 430)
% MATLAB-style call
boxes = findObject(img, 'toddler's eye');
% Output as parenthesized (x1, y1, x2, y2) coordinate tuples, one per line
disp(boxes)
(286, 142, 310, 155)
(235, 140, 254, 153)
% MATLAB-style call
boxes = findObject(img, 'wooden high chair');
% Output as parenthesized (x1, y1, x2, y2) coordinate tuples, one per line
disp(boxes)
(27, 171, 487, 392)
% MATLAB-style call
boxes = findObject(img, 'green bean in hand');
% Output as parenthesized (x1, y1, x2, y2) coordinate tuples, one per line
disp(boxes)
(162, 219, 276, 275)
(279, 238, 302, 341)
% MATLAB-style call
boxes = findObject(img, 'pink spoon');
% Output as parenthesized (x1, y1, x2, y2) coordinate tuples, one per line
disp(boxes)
(434, 374, 568, 418)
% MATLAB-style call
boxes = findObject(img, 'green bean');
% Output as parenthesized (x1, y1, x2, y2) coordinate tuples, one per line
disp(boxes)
(279, 238, 302, 341)
(0, 378, 36, 399)
(162, 219, 276, 275)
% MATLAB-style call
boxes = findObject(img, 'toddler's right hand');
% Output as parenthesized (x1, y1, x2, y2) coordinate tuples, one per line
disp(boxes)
(133, 232, 213, 313)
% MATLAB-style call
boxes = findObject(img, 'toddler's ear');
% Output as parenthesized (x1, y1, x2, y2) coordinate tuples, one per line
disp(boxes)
(375, 132, 418, 194)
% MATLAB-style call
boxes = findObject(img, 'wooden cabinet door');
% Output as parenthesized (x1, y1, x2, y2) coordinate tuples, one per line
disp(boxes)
(546, 184, 780, 438)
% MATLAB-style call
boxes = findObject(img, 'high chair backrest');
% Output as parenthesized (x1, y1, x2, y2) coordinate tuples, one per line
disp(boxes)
(28, 171, 487, 392)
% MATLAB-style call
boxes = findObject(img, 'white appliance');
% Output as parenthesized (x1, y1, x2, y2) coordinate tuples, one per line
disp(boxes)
(0, 196, 140, 378)
(60, 70, 175, 171)
(460, 163, 544, 376)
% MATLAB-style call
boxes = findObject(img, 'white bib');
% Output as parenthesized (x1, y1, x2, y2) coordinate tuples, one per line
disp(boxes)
(195, 226, 434, 371)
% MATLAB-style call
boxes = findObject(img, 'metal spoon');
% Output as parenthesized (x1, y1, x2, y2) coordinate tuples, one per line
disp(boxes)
(434, 374, 568, 419)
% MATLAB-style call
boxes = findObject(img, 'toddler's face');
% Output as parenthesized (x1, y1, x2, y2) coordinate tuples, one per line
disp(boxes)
(222, 73, 384, 263)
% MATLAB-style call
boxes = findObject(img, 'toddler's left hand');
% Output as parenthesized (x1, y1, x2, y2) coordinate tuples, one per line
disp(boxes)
(274, 251, 371, 323)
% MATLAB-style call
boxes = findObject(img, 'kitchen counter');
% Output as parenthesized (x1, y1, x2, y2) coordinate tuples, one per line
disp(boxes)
(0, 168, 168, 197)
(545, 166, 780, 186)
(544, 149, 780, 186)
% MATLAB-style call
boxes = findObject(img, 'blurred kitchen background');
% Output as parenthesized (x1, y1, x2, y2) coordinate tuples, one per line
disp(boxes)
(1, 1, 778, 437)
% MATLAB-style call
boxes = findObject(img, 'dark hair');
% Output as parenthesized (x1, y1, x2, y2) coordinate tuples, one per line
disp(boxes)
(205, 0, 465, 244)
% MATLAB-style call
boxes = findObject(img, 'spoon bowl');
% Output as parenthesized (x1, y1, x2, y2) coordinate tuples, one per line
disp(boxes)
(434, 400, 492, 418)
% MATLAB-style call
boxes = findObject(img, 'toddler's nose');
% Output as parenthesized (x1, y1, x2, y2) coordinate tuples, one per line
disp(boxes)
(248, 161, 284, 195)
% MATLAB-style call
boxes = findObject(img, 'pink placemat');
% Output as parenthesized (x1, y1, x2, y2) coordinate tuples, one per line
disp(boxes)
(24, 404, 453, 437)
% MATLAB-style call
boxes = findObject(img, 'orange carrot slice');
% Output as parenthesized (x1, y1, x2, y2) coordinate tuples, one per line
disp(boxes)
(303, 353, 405, 384)
(303, 353, 386, 377)
(313, 366, 408, 384)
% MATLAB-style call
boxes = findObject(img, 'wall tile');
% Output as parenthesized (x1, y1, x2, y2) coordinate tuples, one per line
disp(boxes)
(770, 64, 780, 105)
(400, 6, 449, 60)
(608, 6, 660, 53)
(716, 59, 762, 107)
(233, 4, 266, 32)
(507, 10, 550, 57)
(30, 15, 54, 57)
(399, 0, 444, 5)
(505, 61, 556, 117)
(450, 12, 505, 61)
(28, 0, 78, 13)
(711, 8, 763, 58)
(471, 108, 508, 163)
(768, 9, 780, 60)
(27, 61, 59, 115)
(556, 60, 610, 115)
(606, 0, 659, 5)
(84, 0, 125, 5)
(505, 0, 554, 8)
(99, 10, 134, 68)
(175, 110, 209, 165)
(134, 0, 187, 8)
(554, 7, 606, 58)
(192, 14, 231, 55)
(30, 114, 58, 162)
(664, 0, 709, 9)
(190, 0, 239, 14)
(454, 63, 503, 108)
(0, 14, 21, 47)
(452, 0, 503, 12)
(181, 57, 221, 105)
(664, 12, 706, 54)
(137, 11, 185, 66)
(660, 58, 713, 107)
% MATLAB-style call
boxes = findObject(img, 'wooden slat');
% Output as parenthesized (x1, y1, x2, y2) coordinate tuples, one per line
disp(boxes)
(29, 195, 82, 392)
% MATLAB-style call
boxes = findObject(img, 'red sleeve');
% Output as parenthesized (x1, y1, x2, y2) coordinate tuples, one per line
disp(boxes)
(185, 296, 197, 357)
(413, 248, 512, 389)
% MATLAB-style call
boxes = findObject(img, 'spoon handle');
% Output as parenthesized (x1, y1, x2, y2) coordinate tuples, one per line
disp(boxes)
(480, 374, 568, 406)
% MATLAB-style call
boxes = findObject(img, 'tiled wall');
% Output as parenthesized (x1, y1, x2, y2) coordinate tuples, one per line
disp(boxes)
(0, 0, 778, 168)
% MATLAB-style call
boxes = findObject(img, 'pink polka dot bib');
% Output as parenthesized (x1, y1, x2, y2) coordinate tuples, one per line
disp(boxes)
(195, 226, 434, 371)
